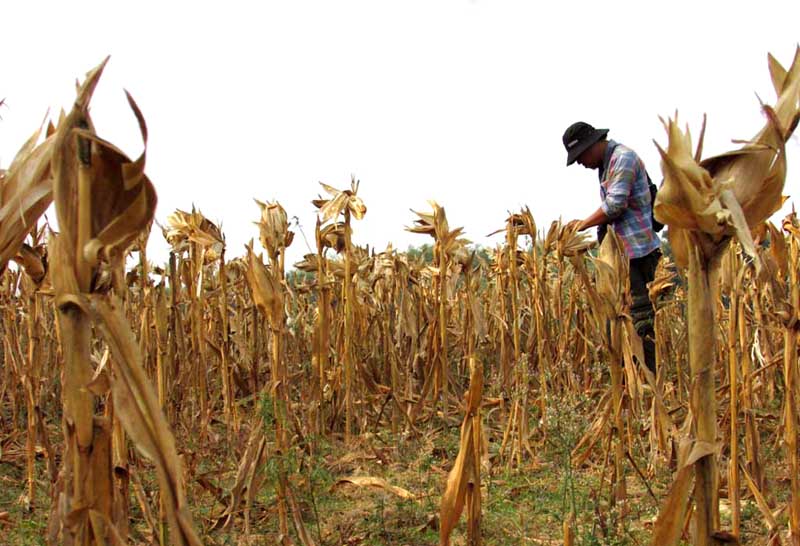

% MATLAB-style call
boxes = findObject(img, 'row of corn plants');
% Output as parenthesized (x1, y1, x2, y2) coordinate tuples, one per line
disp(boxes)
(0, 49, 798, 544)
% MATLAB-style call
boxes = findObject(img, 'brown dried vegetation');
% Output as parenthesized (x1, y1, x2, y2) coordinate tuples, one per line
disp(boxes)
(0, 51, 799, 545)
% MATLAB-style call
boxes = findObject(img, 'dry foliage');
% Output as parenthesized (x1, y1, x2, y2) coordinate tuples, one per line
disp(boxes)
(0, 49, 799, 546)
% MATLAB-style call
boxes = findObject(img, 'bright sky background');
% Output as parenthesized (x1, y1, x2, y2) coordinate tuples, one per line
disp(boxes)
(2, 1, 799, 267)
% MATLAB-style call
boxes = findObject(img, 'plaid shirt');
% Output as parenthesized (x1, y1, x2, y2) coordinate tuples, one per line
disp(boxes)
(599, 140, 661, 259)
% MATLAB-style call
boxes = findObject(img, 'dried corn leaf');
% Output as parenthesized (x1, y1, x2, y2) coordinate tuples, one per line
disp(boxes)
(319, 222, 346, 253)
(766, 222, 787, 276)
(0, 122, 54, 273)
(286, 485, 317, 546)
(654, 117, 723, 233)
(314, 178, 367, 222)
(741, 464, 779, 531)
(557, 222, 595, 258)
(655, 50, 799, 267)
(333, 476, 416, 500)
(654, 119, 733, 267)
(13, 243, 47, 285)
(90, 296, 202, 546)
(543, 220, 560, 254)
(51, 58, 157, 289)
(74, 93, 156, 269)
(649, 465, 693, 546)
(440, 358, 483, 545)
(407, 202, 470, 261)
(407, 201, 447, 238)
(593, 229, 628, 317)
(649, 258, 676, 302)
(51, 58, 107, 276)
(165, 207, 224, 259)
(571, 392, 612, 467)
(701, 49, 800, 230)
(217, 419, 267, 530)
(649, 438, 715, 546)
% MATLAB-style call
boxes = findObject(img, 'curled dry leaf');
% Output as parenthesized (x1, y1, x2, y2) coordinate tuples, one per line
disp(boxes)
(51, 58, 157, 287)
(165, 207, 224, 260)
(648, 258, 676, 302)
(407, 201, 447, 238)
(653, 117, 739, 267)
(407, 201, 471, 259)
(649, 465, 692, 546)
(488, 207, 537, 239)
(13, 243, 48, 286)
(319, 222, 347, 254)
(294, 253, 322, 273)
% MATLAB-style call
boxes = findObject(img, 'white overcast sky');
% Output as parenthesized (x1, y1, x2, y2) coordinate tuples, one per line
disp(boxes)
(2, 1, 799, 267)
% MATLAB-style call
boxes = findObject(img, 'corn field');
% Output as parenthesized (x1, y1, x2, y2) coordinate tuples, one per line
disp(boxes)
(0, 51, 799, 545)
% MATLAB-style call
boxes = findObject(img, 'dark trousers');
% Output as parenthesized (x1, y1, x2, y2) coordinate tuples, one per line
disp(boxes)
(629, 249, 661, 373)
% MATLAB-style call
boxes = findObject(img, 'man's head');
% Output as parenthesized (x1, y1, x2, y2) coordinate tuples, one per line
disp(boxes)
(562, 121, 609, 169)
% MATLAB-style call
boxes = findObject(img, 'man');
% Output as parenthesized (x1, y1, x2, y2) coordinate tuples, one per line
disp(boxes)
(563, 121, 661, 374)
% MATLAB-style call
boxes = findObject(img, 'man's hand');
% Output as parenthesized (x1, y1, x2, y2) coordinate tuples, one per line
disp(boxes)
(566, 219, 585, 232)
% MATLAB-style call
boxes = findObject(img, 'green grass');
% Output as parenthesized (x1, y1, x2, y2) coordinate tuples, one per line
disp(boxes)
(0, 459, 48, 546)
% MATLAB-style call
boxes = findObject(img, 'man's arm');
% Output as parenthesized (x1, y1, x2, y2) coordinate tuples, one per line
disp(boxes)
(574, 152, 637, 232)
(600, 155, 636, 219)
(577, 207, 610, 231)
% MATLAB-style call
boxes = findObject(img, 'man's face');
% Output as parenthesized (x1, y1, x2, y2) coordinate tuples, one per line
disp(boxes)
(576, 142, 603, 170)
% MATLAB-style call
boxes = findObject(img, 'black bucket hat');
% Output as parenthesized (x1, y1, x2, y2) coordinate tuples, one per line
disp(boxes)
(562, 121, 609, 166)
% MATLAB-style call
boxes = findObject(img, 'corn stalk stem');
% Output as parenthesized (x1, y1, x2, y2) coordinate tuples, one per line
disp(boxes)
(76, 132, 92, 292)
(219, 249, 237, 433)
(189, 243, 208, 421)
(25, 292, 40, 507)
(787, 237, 800, 545)
(688, 241, 719, 546)
(727, 283, 740, 537)
(315, 247, 329, 437)
(609, 319, 627, 508)
(739, 292, 763, 491)
(343, 209, 354, 442)
(58, 301, 97, 544)
(272, 321, 289, 539)
(438, 239, 449, 422)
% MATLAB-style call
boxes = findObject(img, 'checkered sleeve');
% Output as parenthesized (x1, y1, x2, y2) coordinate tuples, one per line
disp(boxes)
(600, 154, 636, 219)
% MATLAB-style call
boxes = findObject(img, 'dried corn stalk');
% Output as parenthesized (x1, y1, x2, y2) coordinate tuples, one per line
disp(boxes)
(47, 57, 198, 546)
(314, 177, 366, 441)
(408, 201, 468, 422)
(440, 357, 484, 546)
(592, 229, 630, 510)
(652, 48, 799, 545)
